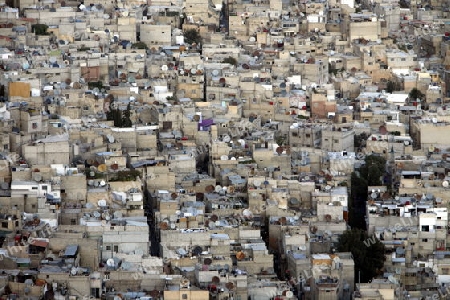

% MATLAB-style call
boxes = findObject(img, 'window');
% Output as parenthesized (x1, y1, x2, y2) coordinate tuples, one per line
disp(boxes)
(191, 90, 196, 94)
(3, 145, 7, 150)
(42, 186, 47, 190)
(422, 239, 428, 242)
(70, 219, 76, 225)
(305, 134, 310, 138)
(401, 58, 406, 61)
(31, 204, 36, 209)
(83, 106, 89, 110)
(105, 245, 111, 251)
(32, 187, 38, 190)
(443, 268, 450, 275)
(113, 245, 118, 252)
(32, 123, 37, 129)
(1, 222, 7, 228)
(182, 294, 188, 300)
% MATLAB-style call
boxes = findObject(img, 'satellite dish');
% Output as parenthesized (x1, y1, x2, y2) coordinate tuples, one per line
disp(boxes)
(236, 251, 246, 260)
(254, 180, 261, 187)
(215, 185, 222, 193)
(388, 275, 398, 285)
(192, 246, 202, 256)
(93, 211, 101, 218)
(325, 185, 331, 191)
(107, 134, 115, 143)
(191, 68, 197, 74)
(212, 70, 219, 76)
(286, 291, 294, 298)
(161, 65, 168, 71)
(98, 164, 107, 172)
(99, 180, 106, 186)
(426, 166, 433, 172)
(443, 181, 449, 188)
(222, 135, 231, 143)
(226, 282, 235, 290)
(299, 245, 306, 251)
(106, 258, 115, 267)
(404, 141, 410, 146)
(242, 209, 253, 218)
(114, 211, 123, 219)
(371, 192, 377, 199)
(220, 155, 229, 160)
(98, 200, 107, 207)
(289, 197, 299, 206)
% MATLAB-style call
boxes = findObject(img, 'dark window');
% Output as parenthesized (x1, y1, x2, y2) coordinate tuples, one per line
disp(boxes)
(162, 121, 172, 130)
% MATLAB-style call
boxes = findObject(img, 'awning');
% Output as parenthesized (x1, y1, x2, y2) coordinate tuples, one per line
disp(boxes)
(30, 240, 48, 248)
(64, 245, 78, 257)
(16, 258, 31, 264)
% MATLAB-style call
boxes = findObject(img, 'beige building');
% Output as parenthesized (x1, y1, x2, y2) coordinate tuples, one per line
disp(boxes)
(140, 24, 172, 47)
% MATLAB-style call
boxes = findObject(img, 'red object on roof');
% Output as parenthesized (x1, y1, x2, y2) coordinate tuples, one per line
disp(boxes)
(30, 240, 49, 248)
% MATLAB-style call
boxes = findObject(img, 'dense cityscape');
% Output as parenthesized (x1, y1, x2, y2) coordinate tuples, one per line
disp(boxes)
(0, 0, 446, 299)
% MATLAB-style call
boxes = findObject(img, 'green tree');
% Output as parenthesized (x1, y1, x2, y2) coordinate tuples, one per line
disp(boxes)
(131, 42, 148, 50)
(221, 56, 238, 66)
(337, 229, 385, 283)
(359, 155, 386, 186)
(349, 155, 386, 229)
(32, 24, 49, 35)
(386, 80, 395, 93)
(183, 28, 202, 45)
(122, 103, 133, 127)
(106, 98, 123, 127)
(408, 88, 425, 101)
